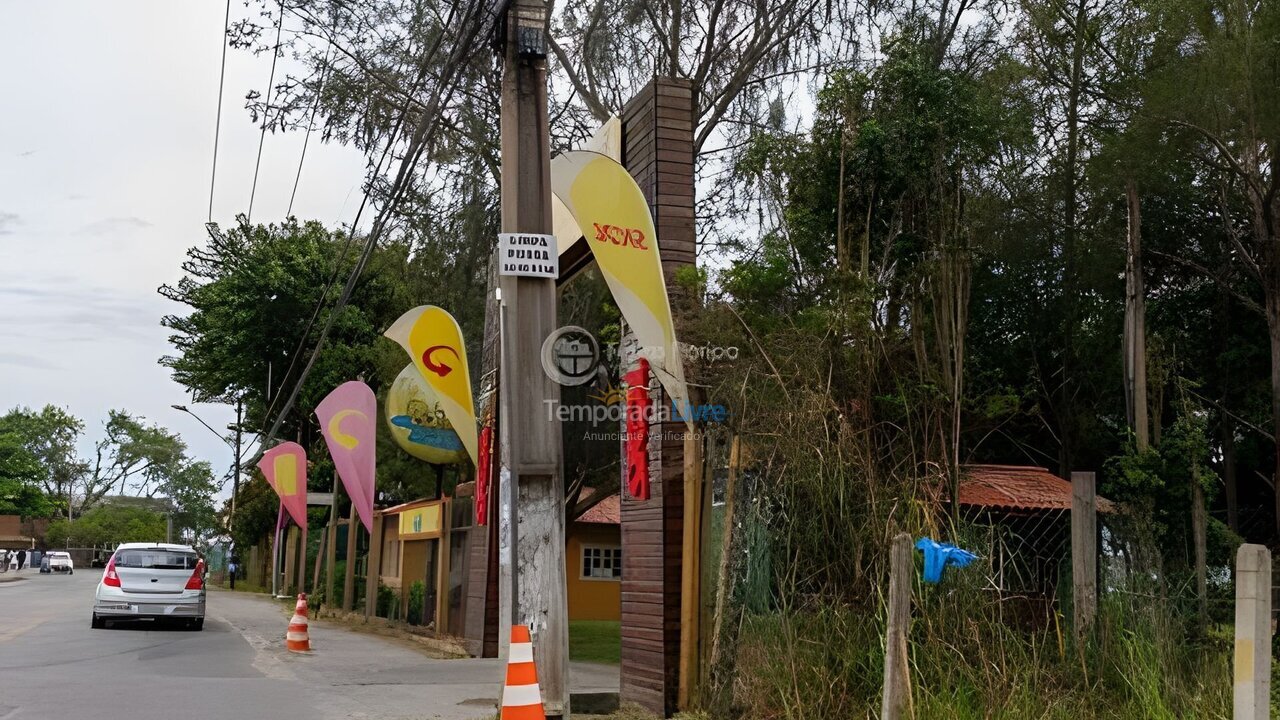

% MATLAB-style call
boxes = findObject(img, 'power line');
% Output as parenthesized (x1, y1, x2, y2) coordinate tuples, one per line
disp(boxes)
(254, 0, 493, 456)
(256, 65, 432, 433)
(246, 0, 286, 225)
(208, 0, 232, 223)
(255, 0, 474, 433)
(286, 32, 336, 217)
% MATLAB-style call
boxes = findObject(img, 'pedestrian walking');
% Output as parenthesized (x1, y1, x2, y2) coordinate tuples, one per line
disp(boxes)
(228, 558, 238, 590)
(17, 549, 26, 570)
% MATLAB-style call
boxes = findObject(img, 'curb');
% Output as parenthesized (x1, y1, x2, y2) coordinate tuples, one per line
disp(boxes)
(312, 607, 471, 658)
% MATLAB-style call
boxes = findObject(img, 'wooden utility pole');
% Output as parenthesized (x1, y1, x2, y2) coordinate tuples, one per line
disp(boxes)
(1070, 471, 1097, 637)
(496, 0, 569, 715)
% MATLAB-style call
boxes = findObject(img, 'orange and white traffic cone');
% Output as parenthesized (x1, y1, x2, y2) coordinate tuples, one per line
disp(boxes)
(500, 625, 545, 720)
(286, 593, 311, 652)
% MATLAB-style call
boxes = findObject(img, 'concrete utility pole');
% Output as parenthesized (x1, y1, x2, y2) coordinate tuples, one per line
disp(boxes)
(495, 0, 570, 715)
(1233, 543, 1271, 720)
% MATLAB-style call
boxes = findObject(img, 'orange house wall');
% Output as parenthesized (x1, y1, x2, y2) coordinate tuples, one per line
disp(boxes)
(566, 523, 621, 621)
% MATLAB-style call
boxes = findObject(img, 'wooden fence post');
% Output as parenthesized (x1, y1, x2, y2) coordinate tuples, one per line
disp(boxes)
(881, 532, 914, 720)
(1071, 471, 1097, 637)
(1233, 543, 1271, 720)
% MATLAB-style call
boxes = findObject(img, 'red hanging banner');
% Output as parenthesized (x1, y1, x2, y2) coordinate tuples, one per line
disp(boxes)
(624, 358, 651, 500)
(476, 423, 493, 526)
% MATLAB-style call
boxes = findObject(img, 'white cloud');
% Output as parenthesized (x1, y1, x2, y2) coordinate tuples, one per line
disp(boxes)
(76, 216, 153, 236)
(0, 212, 19, 235)
(0, 0, 368, 488)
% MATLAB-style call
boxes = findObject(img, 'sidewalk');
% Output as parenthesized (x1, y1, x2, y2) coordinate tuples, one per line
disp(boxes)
(209, 586, 619, 719)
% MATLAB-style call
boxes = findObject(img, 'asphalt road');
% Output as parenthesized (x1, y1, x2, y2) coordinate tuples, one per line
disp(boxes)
(0, 570, 617, 720)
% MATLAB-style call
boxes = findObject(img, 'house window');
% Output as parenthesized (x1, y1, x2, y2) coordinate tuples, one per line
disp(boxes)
(581, 545, 622, 580)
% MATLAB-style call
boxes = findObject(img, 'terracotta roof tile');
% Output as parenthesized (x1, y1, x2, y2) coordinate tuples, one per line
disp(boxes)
(959, 464, 1114, 513)
(576, 492, 621, 525)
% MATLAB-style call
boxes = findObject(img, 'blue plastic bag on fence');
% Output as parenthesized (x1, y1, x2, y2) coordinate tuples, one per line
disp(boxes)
(915, 537, 977, 584)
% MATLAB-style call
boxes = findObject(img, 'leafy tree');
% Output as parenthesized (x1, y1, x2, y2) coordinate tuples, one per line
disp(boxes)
(92, 412, 187, 497)
(227, 474, 279, 557)
(0, 405, 85, 517)
(1137, 0, 1280, 533)
(45, 504, 167, 548)
(160, 460, 220, 548)
(160, 219, 413, 438)
(0, 414, 55, 517)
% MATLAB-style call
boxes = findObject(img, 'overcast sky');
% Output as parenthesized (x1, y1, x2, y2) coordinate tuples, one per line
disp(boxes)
(0, 1, 368, 497)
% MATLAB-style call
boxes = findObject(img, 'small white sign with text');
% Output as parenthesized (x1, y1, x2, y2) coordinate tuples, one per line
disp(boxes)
(497, 233, 558, 278)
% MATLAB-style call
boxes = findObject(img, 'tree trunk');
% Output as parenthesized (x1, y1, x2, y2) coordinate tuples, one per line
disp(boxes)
(1269, 297, 1280, 538)
(709, 435, 741, 679)
(836, 138, 848, 274)
(1123, 178, 1149, 451)
(1057, 0, 1088, 478)
(1222, 413, 1239, 531)
(1192, 470, 1207, 632)
(861, 198, 873, 280)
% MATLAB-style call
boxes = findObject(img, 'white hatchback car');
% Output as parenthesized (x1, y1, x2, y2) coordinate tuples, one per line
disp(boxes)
(92, 543, 206, 630)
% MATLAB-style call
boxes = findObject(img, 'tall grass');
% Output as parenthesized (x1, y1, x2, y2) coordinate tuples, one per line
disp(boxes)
(679, 297, 1236, 719)
(719, 522, 1238, 720)
(725, 582, 1232, 719)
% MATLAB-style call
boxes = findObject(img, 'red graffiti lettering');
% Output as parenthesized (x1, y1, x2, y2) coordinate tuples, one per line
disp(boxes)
(591, 223, 648, 250)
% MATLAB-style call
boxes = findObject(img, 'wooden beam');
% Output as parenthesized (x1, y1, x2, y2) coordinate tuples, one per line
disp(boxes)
(283, 526, 296, 596)
(364, 513, 384, 620)
(297, 525, 308, 599)
(677, 425, 704, 709)
(343, 509, 358, 613)
(435, 498, 452, 634)
(318, 525, 334, 604)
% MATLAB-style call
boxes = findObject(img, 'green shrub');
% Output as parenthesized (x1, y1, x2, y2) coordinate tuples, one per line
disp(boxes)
(407, 580, 427, 625)
(376, 583, 399, 620)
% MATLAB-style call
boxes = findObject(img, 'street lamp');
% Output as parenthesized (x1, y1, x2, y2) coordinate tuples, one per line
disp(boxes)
(171, 405, 235, 450)
(171, 401, 247, 529)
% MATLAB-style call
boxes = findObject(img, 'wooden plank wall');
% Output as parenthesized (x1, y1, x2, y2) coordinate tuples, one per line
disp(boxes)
(461, 257, 503, 658)
(619, 76, 696, 717)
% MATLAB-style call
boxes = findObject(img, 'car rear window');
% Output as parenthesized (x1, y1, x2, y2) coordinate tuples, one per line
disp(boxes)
(114, 550, 198, 570)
